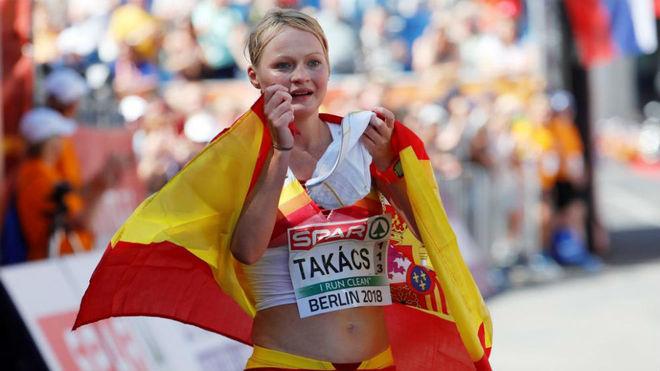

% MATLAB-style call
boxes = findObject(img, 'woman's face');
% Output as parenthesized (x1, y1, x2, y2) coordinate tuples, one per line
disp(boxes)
(248, 26, 329, 121)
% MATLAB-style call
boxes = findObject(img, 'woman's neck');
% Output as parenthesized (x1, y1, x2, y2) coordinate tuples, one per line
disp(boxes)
(294, 114, 331, 152)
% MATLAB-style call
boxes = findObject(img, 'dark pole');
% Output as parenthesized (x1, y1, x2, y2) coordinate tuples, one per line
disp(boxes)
(558, 2, 602, 253)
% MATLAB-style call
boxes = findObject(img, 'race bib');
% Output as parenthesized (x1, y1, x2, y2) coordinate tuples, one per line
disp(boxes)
(287, 215, 392, 318)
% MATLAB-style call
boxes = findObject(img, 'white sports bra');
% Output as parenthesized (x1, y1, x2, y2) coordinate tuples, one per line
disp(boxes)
(242, 246, 294, 311)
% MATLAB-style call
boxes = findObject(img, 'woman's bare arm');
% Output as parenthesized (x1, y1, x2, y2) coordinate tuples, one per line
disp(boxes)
(230, 85, 295, 265)
(230, 149, 290, 264)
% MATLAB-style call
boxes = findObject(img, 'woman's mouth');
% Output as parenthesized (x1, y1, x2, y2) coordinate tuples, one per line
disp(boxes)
(291, 89, 313, 98)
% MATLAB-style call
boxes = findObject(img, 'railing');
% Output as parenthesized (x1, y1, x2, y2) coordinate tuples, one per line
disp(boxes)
(437, 160, 543, 269)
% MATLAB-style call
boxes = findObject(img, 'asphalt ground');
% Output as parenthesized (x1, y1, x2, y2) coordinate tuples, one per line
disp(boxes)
(487, 160, 660, 371)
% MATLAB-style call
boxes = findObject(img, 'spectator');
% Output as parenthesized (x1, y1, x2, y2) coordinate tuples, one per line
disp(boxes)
(548, 91, 587, 202)
(359, 6, 407, 75)
(471, 94, 524, 266)
(161, 18, 205, 79)
(15, 108, 93, 260)
(132, 98, 196, 193)
(109, 2, 163, 97)
(412, 18, 459, 73)
(44, 68, 125, 193)
(547, 91, 603, 272)
(44, 68, 89, 189)
(190, 0, 244, 79)
(315, 0, 360, 74)
(55, 0, 113, 69)
(510, 94, 559, 258)
(36, 68, 124, 256)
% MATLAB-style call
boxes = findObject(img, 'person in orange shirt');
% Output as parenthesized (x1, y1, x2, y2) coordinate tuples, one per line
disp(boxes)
(14, 68, 125, 260)
(510, 94, 560, 252)
(547, 91, 586, 196)
(43, 67, 88, 189)
(16, 108, 95, 260)
(547, 91, 603, 271)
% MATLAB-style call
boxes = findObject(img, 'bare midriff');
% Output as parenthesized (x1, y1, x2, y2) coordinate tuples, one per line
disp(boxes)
(252, 303, 389, 363)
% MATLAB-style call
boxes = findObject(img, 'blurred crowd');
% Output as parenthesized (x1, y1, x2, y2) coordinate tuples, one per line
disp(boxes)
(2, 0, 610, 291)
(33, 0, 534, 82)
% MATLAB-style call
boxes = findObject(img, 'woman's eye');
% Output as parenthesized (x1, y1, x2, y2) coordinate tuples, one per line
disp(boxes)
(275, 62, 292, 70)
(308, 60, 321, 68)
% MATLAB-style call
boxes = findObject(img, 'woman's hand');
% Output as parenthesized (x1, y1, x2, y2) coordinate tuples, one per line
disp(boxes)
(362, 107, 396, 171)
(264, 84, 295, 149)
(230, 86, 295, 264)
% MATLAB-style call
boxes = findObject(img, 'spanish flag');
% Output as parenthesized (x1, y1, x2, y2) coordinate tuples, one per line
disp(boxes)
(74, 97, 492, 370)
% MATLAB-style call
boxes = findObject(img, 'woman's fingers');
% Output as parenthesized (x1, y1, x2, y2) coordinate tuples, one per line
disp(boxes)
(265, 87, 290, 113)
(263, 84, 287, 103)
(372, 106, 395, 129)
(263, 85, 295, 148)
(270, 98, 293, 126)
(363, 124, 381, 143)
(264, 85, 290, 112)
(367, 112, 395, 147)
(368, 116, 391, 138)
(361, 133, 377, 152)
(362, 125, 391, 151)
(273, 110, 294, 129)
(264, 85, 293, 128)
(364, 109, 396, 170)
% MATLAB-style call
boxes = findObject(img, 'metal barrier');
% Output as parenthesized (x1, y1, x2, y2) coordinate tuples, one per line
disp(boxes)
(437, 160, 543, 269)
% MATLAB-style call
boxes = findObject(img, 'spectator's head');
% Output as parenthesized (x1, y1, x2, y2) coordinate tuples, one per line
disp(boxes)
(527, 93, 551, 125)
(495, 16, 517, 45)
(549, 90, 575, 118)
(362, 6, 388, 35)
(109, 3, 160, 61)
(19, 107, 76, 160)
(44, 68, 88, 118)
(447, 94, 471, 118)
(490, 93, 521, 131)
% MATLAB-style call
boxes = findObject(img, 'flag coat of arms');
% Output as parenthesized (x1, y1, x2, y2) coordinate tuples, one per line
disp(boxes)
(74, 97, 492, 370)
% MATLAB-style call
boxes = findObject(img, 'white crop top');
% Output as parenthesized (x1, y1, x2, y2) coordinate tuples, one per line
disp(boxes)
(242, 113, 375, 311)
(242, 246, 294, 311)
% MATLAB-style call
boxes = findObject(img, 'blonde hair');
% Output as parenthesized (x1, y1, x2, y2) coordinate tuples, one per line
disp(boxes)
(247, 9, 329, 67)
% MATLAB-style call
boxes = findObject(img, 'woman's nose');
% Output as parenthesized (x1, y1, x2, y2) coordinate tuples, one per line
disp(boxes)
(290, 64, 309, 83)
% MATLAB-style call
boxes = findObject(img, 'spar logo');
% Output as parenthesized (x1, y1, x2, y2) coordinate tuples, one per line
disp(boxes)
(368, 216, 390, 240)
(288, 220, 368, 251)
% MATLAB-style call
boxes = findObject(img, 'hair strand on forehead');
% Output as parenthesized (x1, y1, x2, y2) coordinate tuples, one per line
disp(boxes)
(246, 8, 329, 67)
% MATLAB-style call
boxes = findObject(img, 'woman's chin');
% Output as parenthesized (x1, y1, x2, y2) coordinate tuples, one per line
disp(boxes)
(292, 105, 317, 120)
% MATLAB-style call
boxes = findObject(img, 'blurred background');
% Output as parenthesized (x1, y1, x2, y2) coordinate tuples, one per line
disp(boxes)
(1, 0, 659, 370)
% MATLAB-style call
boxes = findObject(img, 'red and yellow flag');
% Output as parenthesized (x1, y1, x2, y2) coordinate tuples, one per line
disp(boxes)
(74, 97, 492, 370)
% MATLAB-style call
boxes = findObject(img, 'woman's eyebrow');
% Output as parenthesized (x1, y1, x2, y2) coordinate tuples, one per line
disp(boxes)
(274, 52, 323, 57)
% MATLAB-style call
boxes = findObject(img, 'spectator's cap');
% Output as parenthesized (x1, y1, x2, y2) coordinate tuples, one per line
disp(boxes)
(20, 107, 76, 144)
(119, 95, 148, 122)
(44, 68, 89, 105)
(550, 90, 575, 113)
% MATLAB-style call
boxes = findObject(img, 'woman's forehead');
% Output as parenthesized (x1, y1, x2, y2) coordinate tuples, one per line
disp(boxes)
(262, 26, 325, 55)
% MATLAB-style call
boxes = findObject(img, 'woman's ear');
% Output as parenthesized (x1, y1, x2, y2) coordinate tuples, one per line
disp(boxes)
(247, 66, 261, 89)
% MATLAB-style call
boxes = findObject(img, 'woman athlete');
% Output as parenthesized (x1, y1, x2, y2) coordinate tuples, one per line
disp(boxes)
(231, 8, 419, 371)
